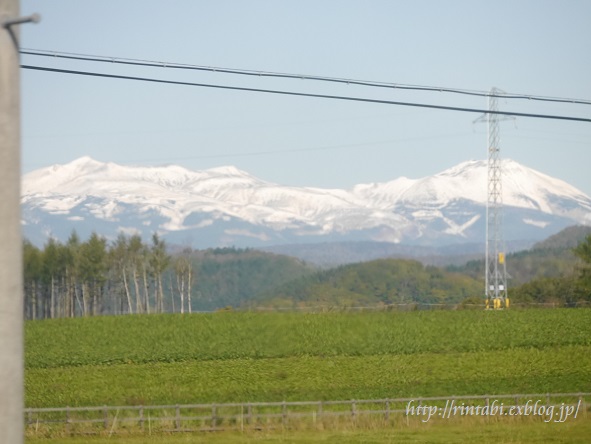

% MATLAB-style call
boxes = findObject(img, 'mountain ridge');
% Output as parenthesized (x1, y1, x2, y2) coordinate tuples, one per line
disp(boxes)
(21, 157, 591, 248)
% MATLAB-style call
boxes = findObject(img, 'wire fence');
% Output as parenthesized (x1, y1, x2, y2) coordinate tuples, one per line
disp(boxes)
(25, 392, 590, 436)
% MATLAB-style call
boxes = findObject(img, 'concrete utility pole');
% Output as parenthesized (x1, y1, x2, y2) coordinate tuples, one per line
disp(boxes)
(0, 1, 39, 442)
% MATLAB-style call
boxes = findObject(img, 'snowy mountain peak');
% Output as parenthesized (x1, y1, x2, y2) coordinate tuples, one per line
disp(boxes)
(22, 157, 263, 197)
(355, 158, 589, 213)
(208, 165, 254, 177)
(437, 159, 484, 177)
(67, 155, 103, 168)
(21, 157, 591, 248)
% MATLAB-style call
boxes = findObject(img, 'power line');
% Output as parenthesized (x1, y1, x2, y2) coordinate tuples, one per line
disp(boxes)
(21, 64, 591, 123)
(21, 48, 591, 106)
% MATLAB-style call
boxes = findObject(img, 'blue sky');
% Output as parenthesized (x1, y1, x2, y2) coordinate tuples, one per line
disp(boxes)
(19, 1, 591, 194)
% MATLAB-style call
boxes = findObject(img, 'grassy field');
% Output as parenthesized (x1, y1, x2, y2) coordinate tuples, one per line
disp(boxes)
(26, 418, 591, 444)
(26, 346, 591, 407)
(25, 309, 591, 441)
(26, 309, 591, 407)
(26, 309, 591, 367)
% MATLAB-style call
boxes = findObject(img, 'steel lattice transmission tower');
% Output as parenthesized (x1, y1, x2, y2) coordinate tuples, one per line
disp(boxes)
(476, 87, 510, 309)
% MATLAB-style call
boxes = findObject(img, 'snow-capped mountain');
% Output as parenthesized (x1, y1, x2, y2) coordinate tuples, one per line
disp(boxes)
(21, 157, 591, 248)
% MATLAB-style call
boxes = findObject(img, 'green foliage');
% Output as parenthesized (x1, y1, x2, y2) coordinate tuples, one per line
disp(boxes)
(23, 233, 314, 318)
(446, 226, 591, 306)
(507, 233, 591, 305)
(78, 233, 108, 284)
(510, 276, 584, 305)
(535, 225, 591, 250)
(573, 234, 591, 298)
(26, 346, 591, 408)
(261, 258, 482, 306)
(574, 235, 591, 264)
(450, 226, 591, 286)
(25, 309, 591, 408)
(187, 249, 314, 310)
(27, 310, 591, 369)
(22, 226, 591, 317)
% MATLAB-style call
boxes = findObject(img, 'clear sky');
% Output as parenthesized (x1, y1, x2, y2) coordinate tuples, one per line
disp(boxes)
(19, 0, 591, 194)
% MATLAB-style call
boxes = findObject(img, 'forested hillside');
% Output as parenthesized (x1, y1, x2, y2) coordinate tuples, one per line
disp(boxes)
(22, 226, 591, 319)
(22, 232, 314, 319)
(448, 226, 591, 285)
(256, 227, 591, 308)
(255, 258, 482, 307)
(182, 247, 314, 311)
(509, 229, 591, 305)
(443, 226, 591, 305)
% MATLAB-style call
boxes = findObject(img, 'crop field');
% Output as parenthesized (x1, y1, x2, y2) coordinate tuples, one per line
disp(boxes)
(25, 309, 591, 442)
(26, 309, 591, 407)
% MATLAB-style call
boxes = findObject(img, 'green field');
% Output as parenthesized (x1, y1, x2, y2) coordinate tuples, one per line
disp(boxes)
(25, 309, 591, 442)
(26, 309, 591, 407)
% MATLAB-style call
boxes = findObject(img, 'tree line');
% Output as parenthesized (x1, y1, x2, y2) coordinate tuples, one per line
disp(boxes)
(509, 234, 591, 305)
(23, 232, 194, 320)
(260, 258, 483, 307)
(448, 227, 591, 306)
(22, 229, 591, 319)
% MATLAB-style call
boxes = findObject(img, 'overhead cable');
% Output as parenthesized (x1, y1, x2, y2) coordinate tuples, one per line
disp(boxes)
(21, 65, 591, 123)
(20, 48, 591, 106)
